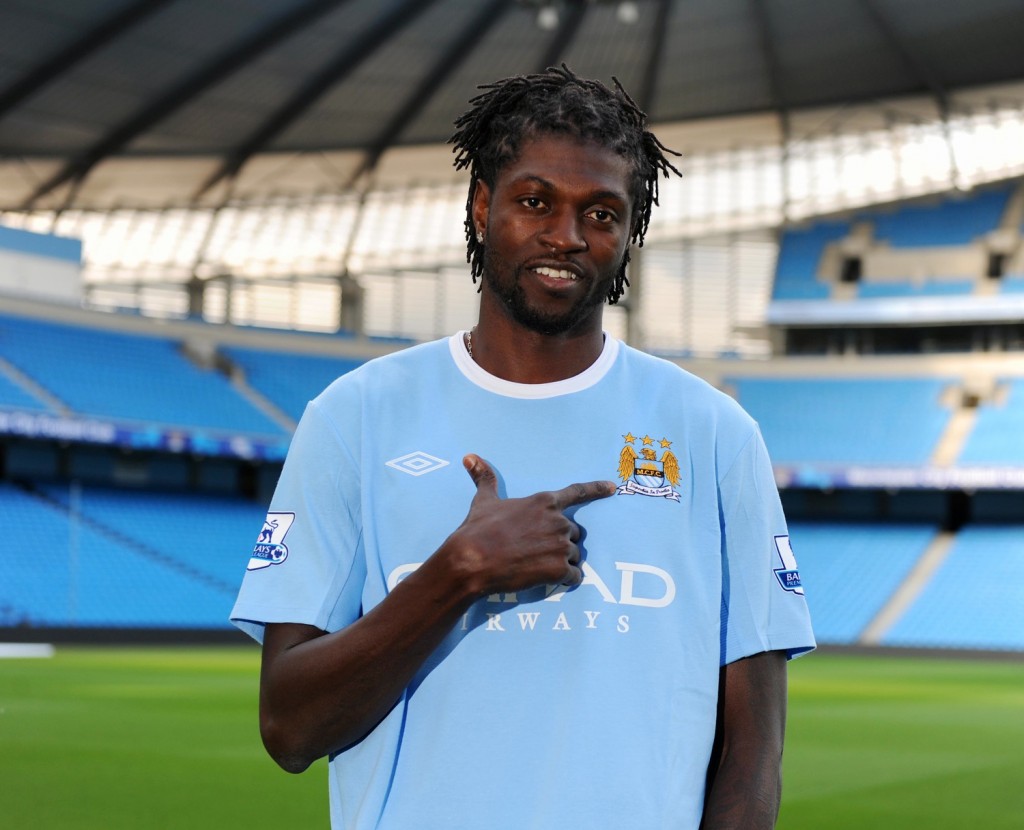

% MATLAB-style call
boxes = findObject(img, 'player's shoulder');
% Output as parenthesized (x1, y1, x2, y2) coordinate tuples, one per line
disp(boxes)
(314, 337, 449, 403)
(617, 342, 756, 430)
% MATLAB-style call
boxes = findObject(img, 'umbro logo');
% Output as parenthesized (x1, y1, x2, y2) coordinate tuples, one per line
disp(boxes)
(386, 451, 450, 477)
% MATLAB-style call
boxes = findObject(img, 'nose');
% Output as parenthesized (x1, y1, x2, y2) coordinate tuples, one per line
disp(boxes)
(538, 207, 587, 253)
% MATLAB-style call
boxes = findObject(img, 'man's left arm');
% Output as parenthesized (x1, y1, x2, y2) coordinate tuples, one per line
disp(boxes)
(701, 649, 788, 830)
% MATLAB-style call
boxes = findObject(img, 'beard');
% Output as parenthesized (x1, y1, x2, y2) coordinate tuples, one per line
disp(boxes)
(480, 244, 620, 336)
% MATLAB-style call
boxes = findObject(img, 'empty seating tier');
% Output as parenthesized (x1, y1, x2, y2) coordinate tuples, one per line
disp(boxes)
(0, 314, 284, 435)
(730, 378, 952, 465)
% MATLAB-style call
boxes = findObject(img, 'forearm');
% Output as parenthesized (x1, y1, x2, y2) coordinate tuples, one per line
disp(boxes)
(259, 548, 481, 772)
(699, 740, 782, 829)
(700, 650, 788, 830)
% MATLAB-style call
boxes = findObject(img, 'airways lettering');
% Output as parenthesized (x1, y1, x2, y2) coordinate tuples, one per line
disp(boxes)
(467, 608, 631, 634)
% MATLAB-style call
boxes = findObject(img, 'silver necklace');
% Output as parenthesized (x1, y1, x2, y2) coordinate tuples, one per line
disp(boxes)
(465, 328, 474, 359)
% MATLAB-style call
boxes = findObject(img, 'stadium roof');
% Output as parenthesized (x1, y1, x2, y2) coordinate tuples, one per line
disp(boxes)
(2, 0, 1024, 210)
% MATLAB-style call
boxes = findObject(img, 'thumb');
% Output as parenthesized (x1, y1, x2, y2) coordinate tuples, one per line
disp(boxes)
(463, 454, 499, 502)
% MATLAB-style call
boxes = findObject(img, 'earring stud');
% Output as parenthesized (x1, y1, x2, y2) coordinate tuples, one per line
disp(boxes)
(476, 231, 484, 244)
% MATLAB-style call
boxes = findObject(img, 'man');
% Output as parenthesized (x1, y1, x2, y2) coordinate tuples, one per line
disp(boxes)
(231, 65, 814, 830)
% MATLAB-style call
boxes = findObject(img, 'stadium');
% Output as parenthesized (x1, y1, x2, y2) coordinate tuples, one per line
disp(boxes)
(2, 1, 1023, 827)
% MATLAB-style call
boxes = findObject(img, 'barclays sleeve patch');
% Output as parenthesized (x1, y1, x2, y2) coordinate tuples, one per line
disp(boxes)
(773, 534, 804, 595)
(248, 512, 296, 571)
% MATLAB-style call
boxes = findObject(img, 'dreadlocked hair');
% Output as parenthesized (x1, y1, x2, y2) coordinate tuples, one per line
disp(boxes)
(449, 64, 681, 304)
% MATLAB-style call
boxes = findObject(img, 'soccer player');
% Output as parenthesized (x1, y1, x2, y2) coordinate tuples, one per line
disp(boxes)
(231, 65, 814, 830)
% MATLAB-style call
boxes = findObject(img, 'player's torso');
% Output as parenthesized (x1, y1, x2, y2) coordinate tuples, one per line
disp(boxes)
(353, 345, 727, 650)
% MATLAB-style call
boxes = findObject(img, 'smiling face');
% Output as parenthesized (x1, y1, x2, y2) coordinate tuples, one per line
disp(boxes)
(472, 132, 634, 338)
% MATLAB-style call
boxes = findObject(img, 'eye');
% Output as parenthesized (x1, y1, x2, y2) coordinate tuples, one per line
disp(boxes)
(520, 196, 546, 210)
(587, 208, 617, 224)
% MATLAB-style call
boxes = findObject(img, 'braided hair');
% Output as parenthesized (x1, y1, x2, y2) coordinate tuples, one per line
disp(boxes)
(450, 64, 681, 304)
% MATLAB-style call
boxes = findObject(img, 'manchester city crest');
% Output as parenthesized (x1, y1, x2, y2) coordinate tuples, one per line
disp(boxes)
(617, 433, 681, 501)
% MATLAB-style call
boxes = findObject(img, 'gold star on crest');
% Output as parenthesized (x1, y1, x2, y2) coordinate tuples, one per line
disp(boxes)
(641, 434, 654, 446)
(623, 432, 636, 444)
(659, 437, 672, 449)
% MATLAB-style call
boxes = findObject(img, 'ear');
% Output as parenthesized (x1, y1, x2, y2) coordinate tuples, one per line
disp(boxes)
(471, 179, 491, 240)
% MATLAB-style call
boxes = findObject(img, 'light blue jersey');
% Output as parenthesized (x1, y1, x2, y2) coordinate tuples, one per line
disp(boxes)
(231, 333, 814, 830)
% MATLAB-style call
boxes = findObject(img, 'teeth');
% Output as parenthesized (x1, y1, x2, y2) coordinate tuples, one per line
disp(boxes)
(534, 266, 577, 281)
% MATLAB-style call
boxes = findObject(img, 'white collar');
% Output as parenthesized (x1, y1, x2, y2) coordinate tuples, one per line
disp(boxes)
(448, 331, 618, 399)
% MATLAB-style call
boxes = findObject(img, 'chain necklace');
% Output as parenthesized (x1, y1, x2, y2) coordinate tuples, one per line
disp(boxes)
(465, 328, 474, 360)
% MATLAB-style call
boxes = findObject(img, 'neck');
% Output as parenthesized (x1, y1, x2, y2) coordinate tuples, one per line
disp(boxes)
(469, 297, 606, 384)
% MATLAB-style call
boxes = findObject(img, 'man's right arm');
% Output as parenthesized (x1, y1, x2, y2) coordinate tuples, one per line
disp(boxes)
(258, 454, 615, 773)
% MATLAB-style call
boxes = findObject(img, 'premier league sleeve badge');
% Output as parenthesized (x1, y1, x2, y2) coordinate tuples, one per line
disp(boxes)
(247, 512, 296, 571)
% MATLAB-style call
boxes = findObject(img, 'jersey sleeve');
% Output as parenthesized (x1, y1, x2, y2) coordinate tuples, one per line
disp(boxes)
(230, 397, 365, 643)
(718, 426, 815, 663)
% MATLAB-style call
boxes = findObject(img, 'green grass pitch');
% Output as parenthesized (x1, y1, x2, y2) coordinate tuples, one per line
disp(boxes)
(2, 646, 1023, 828)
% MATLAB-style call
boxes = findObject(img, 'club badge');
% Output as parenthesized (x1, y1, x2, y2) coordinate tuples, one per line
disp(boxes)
(617, 433, 681, 502)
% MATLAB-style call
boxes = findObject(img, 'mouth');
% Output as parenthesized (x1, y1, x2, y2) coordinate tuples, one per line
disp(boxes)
(529, 264, 580, 284)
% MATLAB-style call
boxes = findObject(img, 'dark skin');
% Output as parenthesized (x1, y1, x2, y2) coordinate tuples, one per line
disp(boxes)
(259, 133, 788, 829)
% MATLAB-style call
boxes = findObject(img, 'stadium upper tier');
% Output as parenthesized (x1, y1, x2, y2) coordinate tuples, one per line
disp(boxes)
(0, 313, 286, 436)
(871, 187, 1012, 248)
(771, 183, 1024, 302)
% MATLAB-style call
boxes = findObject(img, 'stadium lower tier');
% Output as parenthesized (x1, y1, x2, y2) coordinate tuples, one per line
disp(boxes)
(791, 520, 1024, 651)
(1, 481, 260, 629)
(2, 481, 1022, 651)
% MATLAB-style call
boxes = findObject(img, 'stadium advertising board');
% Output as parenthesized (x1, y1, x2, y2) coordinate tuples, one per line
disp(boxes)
(0, 409, 289, 461)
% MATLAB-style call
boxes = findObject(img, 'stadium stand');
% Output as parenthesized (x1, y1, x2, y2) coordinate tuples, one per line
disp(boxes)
(870, 187, 1012, 247)
(882, 525, 1024, 651)
(790, 521, 938, 645)
(957, 379, 1024, 465)
(2, 185, 1023, 651)
(0, 369, 50, 412)
(855, 279, 976, 298)
(771, 220, 849, 300)
(0, 481, 240, 628)
(38, 483, 262, 592)
(222, 345, 364, 422)
(770, 185, 1016, 308)
(729, 378, 953, 465)
(0, 314, 284, 436)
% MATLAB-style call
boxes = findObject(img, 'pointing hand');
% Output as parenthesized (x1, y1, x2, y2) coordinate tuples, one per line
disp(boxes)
(444, 454, 616, 596)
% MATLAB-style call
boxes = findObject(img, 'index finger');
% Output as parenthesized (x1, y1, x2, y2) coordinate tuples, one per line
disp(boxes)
(550, 480, 617, 509)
